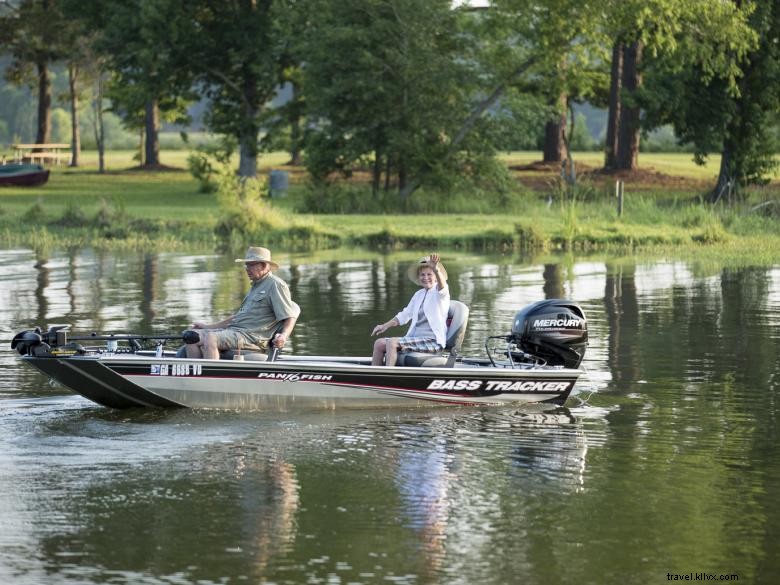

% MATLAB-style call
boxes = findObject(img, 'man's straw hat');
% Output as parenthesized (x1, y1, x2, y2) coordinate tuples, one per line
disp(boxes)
(234, 246, 279, 271)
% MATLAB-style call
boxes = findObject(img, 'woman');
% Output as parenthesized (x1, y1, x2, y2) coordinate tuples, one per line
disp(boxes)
(371, 253, 449, 366)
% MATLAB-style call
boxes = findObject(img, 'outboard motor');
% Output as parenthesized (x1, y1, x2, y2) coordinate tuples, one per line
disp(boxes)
(510, 300, 588, 368)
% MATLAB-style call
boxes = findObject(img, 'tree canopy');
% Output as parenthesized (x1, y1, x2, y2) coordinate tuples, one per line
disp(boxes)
(0, 0, 777, 195)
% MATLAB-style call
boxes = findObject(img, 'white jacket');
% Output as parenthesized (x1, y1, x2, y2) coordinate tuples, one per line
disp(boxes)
(395, 284, 450, 347)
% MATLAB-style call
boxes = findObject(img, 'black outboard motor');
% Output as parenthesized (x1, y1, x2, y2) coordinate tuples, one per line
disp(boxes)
(510, 300, 588, 368)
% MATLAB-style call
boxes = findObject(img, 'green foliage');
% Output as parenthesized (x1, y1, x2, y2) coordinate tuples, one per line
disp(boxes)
(569, 113, 597, 151)
(547, 177, 598, 204)
(186, 138, 237, 193)
(692, 218, 730, 244)
(53, 201, 89, 227)
(176, 0, 287, 176)
(94, 197, 130, 237)
(212, 166, 283, 239)
(302, 0, 492, 196)
(640, 0, 773, 190)
(515, 222, 550, 251)
(298, 179, 534, 215)
(50, 108, 71, 144)
(22, 201, 47, 223)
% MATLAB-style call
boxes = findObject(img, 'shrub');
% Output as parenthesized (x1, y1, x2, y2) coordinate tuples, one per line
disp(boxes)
(22, 201, 47, 223)
(53, 202, 89, 227)
(693, 218, 730, 244)
(515, 222, 550, 251)
(186, 138, 237, 193)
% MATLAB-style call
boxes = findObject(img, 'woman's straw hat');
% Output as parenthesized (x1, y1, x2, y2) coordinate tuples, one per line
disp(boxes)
(407, 255, 447, 284)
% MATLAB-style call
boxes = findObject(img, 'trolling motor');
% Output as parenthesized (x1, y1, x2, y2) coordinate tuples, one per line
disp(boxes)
(485, 300, 588, 368)
(11, 325, 189, 357)
(11, 326, 75, 357)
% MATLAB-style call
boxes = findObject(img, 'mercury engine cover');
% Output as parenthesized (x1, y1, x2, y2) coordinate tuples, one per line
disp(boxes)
(511, 300, 588, 368)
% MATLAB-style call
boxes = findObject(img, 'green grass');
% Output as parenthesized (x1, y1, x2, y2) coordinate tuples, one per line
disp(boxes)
(0, 149, 778, 259)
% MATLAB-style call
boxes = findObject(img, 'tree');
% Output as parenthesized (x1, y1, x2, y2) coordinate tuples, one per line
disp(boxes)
(303, 0, 498, 199)
(173, 0, 286, 178)
(643, 0, 777, 199)
(479, 0, 607, 182)
(0, 0, 69, 146)
(58, 3, 98, 167)
(602, 0, 756, 172)
(93, 0, 193, 168)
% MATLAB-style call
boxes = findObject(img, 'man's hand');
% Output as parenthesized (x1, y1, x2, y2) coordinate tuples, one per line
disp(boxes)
(273, 332, 288, 348)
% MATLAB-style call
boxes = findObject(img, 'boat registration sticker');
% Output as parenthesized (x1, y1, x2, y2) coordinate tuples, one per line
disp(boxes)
(150, 363, 203, 376)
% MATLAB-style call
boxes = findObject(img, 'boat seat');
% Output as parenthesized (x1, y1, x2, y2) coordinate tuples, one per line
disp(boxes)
(175, 309, 298, 362)
(174, 345, 270, 361)
(396, 300, 469, 368)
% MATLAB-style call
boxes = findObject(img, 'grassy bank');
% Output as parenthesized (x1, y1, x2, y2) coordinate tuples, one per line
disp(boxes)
(1, 150, 778, 261)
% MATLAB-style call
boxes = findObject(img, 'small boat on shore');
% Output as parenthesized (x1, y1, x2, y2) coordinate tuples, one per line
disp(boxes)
(0, 163, 50, 187)
(12, 300, 588, 411)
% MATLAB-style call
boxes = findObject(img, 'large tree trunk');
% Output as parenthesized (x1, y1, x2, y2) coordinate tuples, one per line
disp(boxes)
(238, 80, 259, 178)
(35, 61, 52, 146)
(289, 114, 302, 166)
(710, 142, 734, 203)
(372, 145, 382, 197)
(68, 63, 81, 167)
(287, 81, 303, 166)
(615, 41, 643, 171)
(144, 99, 161, 167)
(543, 92, 568, 163)
(92, 74, 106, 173)
(604, 41, 623, 170)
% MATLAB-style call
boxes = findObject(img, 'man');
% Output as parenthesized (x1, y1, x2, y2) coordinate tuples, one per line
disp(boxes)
(186, 246, 300, 359)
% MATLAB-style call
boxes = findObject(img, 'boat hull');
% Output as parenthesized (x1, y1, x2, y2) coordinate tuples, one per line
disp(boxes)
(23, 354, 581, 410)
(0, 164, 50, 187)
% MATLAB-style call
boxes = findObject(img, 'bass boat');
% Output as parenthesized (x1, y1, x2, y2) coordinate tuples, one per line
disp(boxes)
(11, 300, 588, 410)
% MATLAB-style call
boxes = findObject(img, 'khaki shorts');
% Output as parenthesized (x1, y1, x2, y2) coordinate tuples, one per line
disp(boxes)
(207, 329, 267, 352)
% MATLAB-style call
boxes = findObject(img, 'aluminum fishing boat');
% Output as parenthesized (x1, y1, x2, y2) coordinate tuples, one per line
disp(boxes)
(12, 300, 588, 410)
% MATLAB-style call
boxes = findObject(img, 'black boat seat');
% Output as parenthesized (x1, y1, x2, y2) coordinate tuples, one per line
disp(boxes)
(396, 300, 469, 368)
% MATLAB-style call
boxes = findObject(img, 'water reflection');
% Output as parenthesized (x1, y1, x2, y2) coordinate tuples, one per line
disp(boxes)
(1, 250, 779, 584)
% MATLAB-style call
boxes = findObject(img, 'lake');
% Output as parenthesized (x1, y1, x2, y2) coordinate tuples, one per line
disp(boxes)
(1, 248, 778, 584)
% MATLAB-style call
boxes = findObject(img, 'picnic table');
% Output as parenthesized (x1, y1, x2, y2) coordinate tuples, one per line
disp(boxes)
(12, 143, 71, 166)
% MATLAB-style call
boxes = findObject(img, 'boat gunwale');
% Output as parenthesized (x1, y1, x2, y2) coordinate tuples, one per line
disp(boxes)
(25, 353, 582, 379)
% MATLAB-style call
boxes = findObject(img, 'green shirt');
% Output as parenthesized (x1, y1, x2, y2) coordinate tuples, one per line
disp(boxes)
(231, 273, 299, 344)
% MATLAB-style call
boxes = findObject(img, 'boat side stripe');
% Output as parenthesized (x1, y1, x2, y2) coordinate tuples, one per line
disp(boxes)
(60, 360, 183, 408)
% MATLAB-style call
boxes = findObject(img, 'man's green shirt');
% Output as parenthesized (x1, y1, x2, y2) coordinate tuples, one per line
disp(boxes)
(231, 273, 299, 344)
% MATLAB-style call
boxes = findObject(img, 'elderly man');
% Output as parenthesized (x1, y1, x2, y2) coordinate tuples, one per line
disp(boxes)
(186, 246, 300, 359)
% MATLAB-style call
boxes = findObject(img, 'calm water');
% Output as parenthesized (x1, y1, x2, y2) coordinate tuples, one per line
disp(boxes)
(1, 248, 778, 584)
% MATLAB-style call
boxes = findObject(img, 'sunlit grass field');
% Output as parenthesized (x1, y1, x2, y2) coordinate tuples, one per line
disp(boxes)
(0, 150, 760, 219)
(0, 148, 777, 259)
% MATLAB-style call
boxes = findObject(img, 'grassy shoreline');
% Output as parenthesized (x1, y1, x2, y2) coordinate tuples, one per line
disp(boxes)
(1, 150, 778, 262)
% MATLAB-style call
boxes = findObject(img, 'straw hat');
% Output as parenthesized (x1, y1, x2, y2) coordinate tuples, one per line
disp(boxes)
(234, 246, 279, 271)
(407, 255, 447, 284)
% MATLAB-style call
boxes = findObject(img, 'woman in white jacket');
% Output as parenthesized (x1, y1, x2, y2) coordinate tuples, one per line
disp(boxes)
(371, 253, 449, 366)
